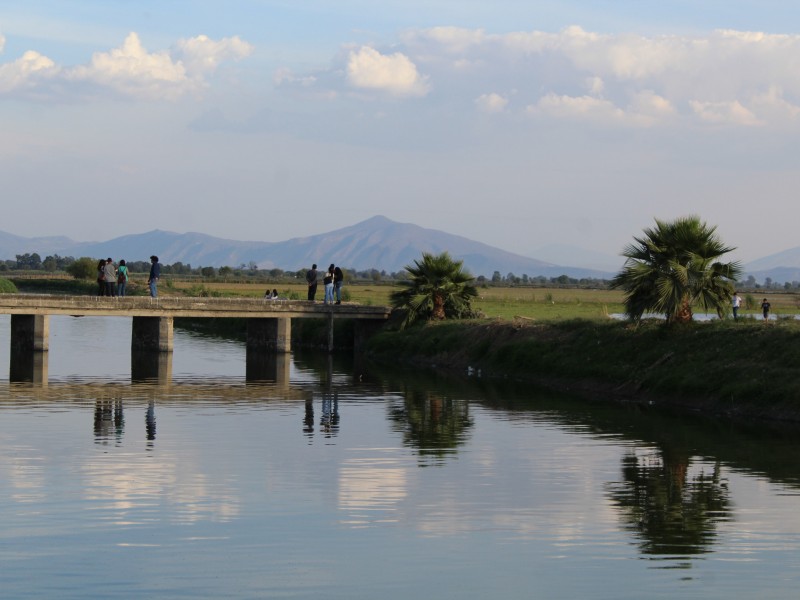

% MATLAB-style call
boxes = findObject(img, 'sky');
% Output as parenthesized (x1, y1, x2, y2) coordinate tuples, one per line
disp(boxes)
(2, 1, 800, 265)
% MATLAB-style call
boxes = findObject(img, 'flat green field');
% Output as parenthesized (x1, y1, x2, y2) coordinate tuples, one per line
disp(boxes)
(168, 280, 800, 321)
(167, 280, 626, 319)
(165, 281, 799, 321)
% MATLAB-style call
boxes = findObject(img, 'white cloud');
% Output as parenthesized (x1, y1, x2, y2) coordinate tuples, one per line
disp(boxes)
(346, 46, 429, 97)
(0, 33, 5, 53)
(0, 50, 59, 93)
(398, 25, 800, 127)
(627, 90, 676, 125)
(68, 32, 191, 99)
(529, 93, 625, 121)
(475, 92, 508, 113)
(690, 100, 762, 126)
(0, 32, 253, 101)
(174, 34, 254, 76)
(586, 76, 604, 96)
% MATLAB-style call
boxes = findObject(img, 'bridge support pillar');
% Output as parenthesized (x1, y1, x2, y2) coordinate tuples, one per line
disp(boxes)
(9, 315, 49, 384)
(131, 317, 174, 352)
(247, 318, 291, 353)
(11, 314, 49, 352)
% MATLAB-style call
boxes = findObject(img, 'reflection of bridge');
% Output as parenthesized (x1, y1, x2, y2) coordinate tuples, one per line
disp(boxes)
(0, 295, 391, 382)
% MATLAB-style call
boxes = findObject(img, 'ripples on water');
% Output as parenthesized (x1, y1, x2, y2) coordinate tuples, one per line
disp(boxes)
(0, 315, 800, 599)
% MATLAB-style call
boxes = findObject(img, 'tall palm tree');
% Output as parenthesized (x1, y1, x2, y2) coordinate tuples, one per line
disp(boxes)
(611, 216, 741, 324)
(390, 251, 478, 328)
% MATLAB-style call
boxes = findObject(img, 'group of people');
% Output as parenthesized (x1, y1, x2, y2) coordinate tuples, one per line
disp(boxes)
(731, 291, 772, 321)
(96, 255, 161, 298)
(305, 263, 344, 305)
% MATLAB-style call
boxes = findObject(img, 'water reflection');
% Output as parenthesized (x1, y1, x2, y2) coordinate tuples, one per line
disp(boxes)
(94, 398, 125, 446)
(607, 448, 731, 562)
(3, 330, 800, 597)
(146, 400, 156, 445)
(387, 388, 473, 465)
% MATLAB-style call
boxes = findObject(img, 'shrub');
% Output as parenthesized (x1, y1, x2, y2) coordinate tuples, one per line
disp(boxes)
(66, 257, 98, 280)
(0, 277, 18, 293)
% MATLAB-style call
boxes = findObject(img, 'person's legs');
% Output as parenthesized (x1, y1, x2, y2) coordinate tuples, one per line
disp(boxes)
(118, 281, 126, 297)
(335, 282, 342, 303)
(149, 279, 158, 298)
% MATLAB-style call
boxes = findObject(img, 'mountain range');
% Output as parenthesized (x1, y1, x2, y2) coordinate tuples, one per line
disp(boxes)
(0, 215, 797, 282)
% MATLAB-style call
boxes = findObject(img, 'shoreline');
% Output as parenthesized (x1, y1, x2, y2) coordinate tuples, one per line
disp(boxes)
(364, 318, 800, 425)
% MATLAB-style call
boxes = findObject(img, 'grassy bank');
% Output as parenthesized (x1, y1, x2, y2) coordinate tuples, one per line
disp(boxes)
(366, 317, 800, 423)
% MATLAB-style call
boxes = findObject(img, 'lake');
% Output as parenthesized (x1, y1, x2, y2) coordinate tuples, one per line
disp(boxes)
(1, 315, 799, 599)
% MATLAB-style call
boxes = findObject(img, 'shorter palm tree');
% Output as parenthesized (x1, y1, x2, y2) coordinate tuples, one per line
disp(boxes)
(390, 252, 478, 328)
(611, 216, 741, 324)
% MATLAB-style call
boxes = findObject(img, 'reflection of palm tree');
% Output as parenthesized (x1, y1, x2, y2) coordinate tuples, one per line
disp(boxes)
(388, 389, 473, 463)
(607, 449, 731, 558)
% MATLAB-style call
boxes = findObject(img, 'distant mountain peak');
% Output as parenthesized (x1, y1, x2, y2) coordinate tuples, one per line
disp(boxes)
(0, 218, 613, 279)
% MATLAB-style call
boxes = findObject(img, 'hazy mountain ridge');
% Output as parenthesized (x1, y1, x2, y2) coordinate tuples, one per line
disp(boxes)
(6, 215, 760, 280)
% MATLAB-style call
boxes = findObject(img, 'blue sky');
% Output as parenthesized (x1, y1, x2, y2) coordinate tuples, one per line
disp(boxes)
(2, 1, 800, 265)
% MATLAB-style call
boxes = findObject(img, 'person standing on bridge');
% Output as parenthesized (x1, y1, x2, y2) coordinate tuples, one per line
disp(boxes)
(97, 259, 107, 296)
(323, 264, 335, 304)
(333, 265, 344, 305)
(117, 260, 129, 297)
(148, 255, 161, 298)
(103, 258, 117, 297)
(306, 264, 318, 301)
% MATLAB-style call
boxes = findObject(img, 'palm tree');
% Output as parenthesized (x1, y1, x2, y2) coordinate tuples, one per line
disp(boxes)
(390, 251, 478, 328)
(611, 216, 741, 324)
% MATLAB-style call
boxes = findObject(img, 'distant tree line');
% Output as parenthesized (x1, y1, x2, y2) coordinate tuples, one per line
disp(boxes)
(2, 250, 797, 290)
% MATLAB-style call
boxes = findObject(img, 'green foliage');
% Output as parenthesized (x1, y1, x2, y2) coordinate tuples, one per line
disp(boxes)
(611, 216, 741, 324)
(390, 252, 479, 329)
(185, 284, 223, 297)
(0, 277, 18, 293)
(66, 257, 98, 280)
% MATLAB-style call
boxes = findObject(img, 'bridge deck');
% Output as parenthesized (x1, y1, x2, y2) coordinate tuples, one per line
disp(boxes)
(0, 295, 392, 320)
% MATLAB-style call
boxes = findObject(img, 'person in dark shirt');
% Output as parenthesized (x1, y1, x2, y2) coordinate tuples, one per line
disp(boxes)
(761, 298, 771, 321)
(333, 266, 344, 304)
(306, 264, 318, 301)
(148, 255, 161, 298)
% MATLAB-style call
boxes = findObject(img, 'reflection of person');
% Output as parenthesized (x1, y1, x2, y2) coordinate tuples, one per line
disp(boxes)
(103, 258, 117, 297)
(323, 264, 335, 304)
(148, 255, 161, 298)
(117, 259, 129, 297)
(732, 291, 741, 320)
(320, 391, 339, 436)
(761, 298, 771, 321)
(306, 264, 318, 301)
(333, 266, 343, 304)
(303, 398, 314, 436)
(146, 400, 156, 443)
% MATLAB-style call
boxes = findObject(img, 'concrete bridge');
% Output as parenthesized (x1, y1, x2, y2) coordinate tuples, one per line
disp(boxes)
(0, 295, 392, 382)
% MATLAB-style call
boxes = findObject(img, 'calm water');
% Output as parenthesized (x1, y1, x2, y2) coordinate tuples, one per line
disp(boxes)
(1, 316, 800, 599)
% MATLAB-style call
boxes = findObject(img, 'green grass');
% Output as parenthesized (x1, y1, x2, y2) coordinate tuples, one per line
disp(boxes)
(366, 317, 800, 422)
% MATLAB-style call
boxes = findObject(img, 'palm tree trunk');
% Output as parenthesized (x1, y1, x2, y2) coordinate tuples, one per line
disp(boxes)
(432, 293, 446, 320)
(675, 296, 693, 324)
